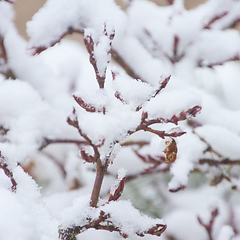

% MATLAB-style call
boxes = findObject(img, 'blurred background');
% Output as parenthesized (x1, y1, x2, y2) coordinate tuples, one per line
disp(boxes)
(14, 0, 208, 40)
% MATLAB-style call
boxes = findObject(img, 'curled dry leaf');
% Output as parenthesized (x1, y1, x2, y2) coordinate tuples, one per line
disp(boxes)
(163, 138, 177, 164)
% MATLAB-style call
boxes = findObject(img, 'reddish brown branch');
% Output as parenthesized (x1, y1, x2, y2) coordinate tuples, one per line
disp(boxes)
(73, 94, 106, 114)
(144, 105, 202, 127)
(124, 166, 170, 182)
(111, 49, 142, 80)
(90, 162, 108, 207)
(0, 152, 17, 192)
(199, 158, 240, 166)
(31, 27, 84, 55)
(67, 115, 107, 207)
(84, 24, 115, 89)
(152, 76, 171, 98)
(198, 54, 240, 68)
(40, 151, 67, 178)
(39, 138, 87, 150)
(59, 210, 167, 240)
(166, 35, 185, 64)
(109, 177, 126, 202)
(0, 36, 15, 79)
(198, 208, 219, 240)
(204, 12, 228, 29)
(120, 140, 150, 147)
(136, 76, 171, 111)
(169, 185, 186, 193)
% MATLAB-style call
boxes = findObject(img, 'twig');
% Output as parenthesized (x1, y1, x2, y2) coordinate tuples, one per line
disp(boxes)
(166, 35, 185, 64)
(31, 27, 84, 55)
(198, 54, 240, 68)
(125, 167, 170, 182)
(59, 210, 167, 240)
(40, 151, 67, 178)
(111, 49, 142, 80)
(39, 138, 87, 150)
(199, 158, 240, 166)
(67, 115, 108, 207)
(204, 12, 228, 29)
(84, 24, 115, 89)
(198, 208, 219, 240)
(0, 36, 15, 79)
(0, 152, 17, 192)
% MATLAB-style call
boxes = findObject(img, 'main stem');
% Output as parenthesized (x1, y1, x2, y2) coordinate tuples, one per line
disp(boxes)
(90, 160, 107, 207)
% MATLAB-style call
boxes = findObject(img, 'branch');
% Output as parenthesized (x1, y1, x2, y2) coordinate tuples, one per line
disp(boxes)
(136, 76, 171, 111)
(39, 138, 87, 150)
(198, 54, 240, 68)
(67, 114, 108, 207)
(73, 94, 106, 114)
(59, 210, 167, 240)
(199, 158, 240, 166)
(0, 36, 15, 79)
(84, 24, 115, 89)
(166, 35, 185, 64)
(111, 49, 142, 80)
(125, 166, 170, 182)
(144, 105, 202, 126)
(204, 12, 228, 29)
(31, 27, 84, 55)
(198, 208, 219, 240)
(169, 185, 186, 193)
(0, 152, 17, 192)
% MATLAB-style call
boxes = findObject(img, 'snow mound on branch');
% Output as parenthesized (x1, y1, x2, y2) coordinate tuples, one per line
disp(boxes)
(60, 195, 165, 237)
(0, 80, 72, 164)
(27, 0, 126, 49)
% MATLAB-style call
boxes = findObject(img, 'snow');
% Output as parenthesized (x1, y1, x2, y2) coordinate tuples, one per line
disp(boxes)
(101, 200, 165, 236)
(195, 125, 240, 159)
(1, 0, 240, 239)
(217, 225, 234, 240)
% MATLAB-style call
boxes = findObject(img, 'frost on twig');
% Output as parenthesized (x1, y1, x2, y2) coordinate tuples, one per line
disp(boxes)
(0, 152, 17, 192)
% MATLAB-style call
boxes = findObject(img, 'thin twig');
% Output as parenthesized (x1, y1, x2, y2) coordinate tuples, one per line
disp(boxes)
(0, 152, 17, 192)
